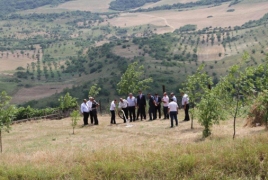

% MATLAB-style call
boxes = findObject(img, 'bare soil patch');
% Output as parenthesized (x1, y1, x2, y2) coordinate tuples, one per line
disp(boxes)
(51, 0, 112, 12)
(108, 2, 268, 31)
(0, 53, 38, 72)
(140, 0, 199, 9)
(11, 84, 72, 104)
(198, 44, 225, 61)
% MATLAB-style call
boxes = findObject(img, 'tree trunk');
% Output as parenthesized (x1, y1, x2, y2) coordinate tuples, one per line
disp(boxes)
(0, 130, 2, 153)
(73, 127, 75, 135)
(233, 92, 240, 140)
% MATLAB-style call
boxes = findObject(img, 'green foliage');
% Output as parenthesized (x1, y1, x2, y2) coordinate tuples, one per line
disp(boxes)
(0, 91, 16, 152)
(255, 90, 268, 128)
(70, 110, 80, 134)
(58, 93, 77, 111)
(177, 24, 197, 32)
(215, 52, 256, 139)
(109, 0, 160, 11)
(117, 62, 153, 95)
(89, 84, 101, 98)
(0, 0, 71, 16)
(197, 89, 226, 138)
(182, 64, 213, 129)
(15, 106, 56, 120)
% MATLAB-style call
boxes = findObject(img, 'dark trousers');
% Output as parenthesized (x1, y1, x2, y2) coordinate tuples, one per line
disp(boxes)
(184, 104, 190, 121)
(163, 106, 169, 119)
(170, 111, 178, 127)
(110, 110, 116, 124)
(149, 106, 156, 120)
(155, 105, 161, 119)
(91, 110, 98, 125)
(89, 111, 94, 124)
(138, 106, 146, 120)
(128, 106, 136, 122)
(122, 108, 128, 123)
(83, 112, 89, 125)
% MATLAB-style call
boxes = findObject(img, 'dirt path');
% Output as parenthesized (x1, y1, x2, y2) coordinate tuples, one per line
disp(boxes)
(139, 13, 176, 31)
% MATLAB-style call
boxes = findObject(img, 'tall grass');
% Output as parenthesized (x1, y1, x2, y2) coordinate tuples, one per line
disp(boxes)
(1, 133, 267, 179)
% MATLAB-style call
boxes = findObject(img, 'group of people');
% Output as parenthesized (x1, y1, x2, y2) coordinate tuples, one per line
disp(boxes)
(109, 90, 190, 128)
(80, 90, 190, 128)
(80, 97, 99, 126)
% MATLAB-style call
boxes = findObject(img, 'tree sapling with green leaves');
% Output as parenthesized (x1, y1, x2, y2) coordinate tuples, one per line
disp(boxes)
(0, 91, 17, 153)
(88, 84, 101, 98)
(70, 110, 80, 134)
(117, 61, 153, 95)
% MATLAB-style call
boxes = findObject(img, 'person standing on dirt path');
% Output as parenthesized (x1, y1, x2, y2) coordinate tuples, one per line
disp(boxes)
(80, 99, 90, 126)
(162, 92, 169, 119)
(87, 97, 93, 124)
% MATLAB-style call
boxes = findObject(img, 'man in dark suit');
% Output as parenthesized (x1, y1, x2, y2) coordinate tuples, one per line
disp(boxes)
(147, 93, 156, 120)
(137, 90, 146, 120)
(154, 93, 161, 119)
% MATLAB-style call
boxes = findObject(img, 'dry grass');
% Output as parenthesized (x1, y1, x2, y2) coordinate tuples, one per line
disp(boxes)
(1, 114, 268, 179)
(108, 2, 268, 30)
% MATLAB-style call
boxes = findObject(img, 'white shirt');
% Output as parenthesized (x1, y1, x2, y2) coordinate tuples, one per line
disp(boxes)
(172, 96, 177, 103)
(86, 101, 92, 111)
(119, 99, 128, 108)
(162, 96, 169, 107)
(127, 96, 136, 107)
(81, 102, 90, 113)
(168, 101, 178, 112)
(182, 94, 189, 106)
(110, 101, 116, 111)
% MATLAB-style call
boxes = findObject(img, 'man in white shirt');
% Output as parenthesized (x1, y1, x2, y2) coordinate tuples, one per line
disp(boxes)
(80, 99, 90, 126)
(162, 92, 169, 119)
(181, 92, 190, 121)
(127, 93, 136, 122)
(168, 98, 179, 127)
(110, 99, 117, 124)
(170, 92, 177, 103)
(119, 98, 128, 123)
(87, 97, 93, 124)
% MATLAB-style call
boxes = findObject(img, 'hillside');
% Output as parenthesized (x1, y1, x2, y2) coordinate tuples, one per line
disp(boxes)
(0, 0, 267, 109)
(1, 116, 268, 179)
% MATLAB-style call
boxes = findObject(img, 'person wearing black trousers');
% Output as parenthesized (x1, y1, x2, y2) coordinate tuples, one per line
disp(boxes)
(90, 97, 99, 125)
(110, 99, 117, 124)
(154, 93, 162, 119)
(137, 90, 146, 121)
(80, 99, 90, 126)
(148, 93, 156, 120)
(181, 92, 190, 121)
(162, 92, 169, 119)
(127, 93, 136, 122)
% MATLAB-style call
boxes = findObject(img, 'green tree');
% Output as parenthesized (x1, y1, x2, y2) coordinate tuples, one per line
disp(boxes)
(197, 88, 226, 138)
(0, 91, 17, 153)
(182, 64, 213, 129)
(70, 110, 80, 134)
(216, 52, 255, 139)
(58, 92, 77, 112)
(88, 84, 101, 98)
(117, 62, 153, 95)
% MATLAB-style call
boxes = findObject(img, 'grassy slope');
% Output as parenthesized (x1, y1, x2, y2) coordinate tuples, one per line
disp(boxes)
(1, 116, 268, 179)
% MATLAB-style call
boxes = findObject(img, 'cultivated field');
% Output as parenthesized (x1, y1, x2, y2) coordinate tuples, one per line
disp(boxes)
(11, 83, 73, 104)
(108, 2, 268, 31)
(31, 0, 113, 13)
